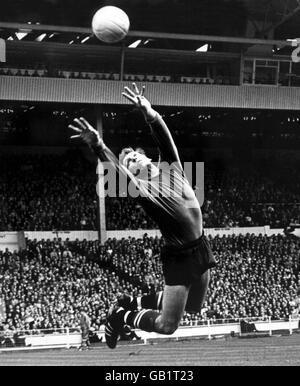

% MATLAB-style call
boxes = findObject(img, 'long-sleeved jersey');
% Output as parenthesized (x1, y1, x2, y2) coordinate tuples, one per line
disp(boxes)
(94, 113, 203, 246)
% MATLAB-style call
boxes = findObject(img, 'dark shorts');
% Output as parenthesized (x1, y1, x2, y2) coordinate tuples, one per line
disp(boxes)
(161, 234, 216, 286)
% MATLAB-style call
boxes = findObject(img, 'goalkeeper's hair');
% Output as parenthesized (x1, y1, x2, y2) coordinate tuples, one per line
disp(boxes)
(119, 147, 146, 165)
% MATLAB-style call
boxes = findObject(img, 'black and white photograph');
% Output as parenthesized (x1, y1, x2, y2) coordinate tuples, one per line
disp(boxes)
(0, 0, 300, 371)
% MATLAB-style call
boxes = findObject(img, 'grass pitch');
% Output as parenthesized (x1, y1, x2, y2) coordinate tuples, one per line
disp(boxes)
(1, 334, 300, 366)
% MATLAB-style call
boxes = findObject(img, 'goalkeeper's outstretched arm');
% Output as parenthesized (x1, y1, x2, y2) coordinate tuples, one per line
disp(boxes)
(69, 117, 139, 184)
(122, 83, 181, 165)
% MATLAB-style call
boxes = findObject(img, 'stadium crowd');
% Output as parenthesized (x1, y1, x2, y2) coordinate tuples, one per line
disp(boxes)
(0, 154, 299, 231)
(0, 233, 299, 335)
(0, 153, 98, 231)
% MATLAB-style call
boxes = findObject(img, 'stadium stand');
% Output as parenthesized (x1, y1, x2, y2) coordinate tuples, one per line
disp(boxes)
(0, 234, 299, 336)
(1, 0, 300, 348)
(0, 153, 299, 231)
(0, 66, 229, 85)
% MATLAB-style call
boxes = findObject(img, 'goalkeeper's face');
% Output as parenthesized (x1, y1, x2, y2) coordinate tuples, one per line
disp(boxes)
(123, 150, 152, 178)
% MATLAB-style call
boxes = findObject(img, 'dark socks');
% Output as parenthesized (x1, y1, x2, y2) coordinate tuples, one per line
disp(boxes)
(124, 309, 160, 333)
(115, 292, 163, 334)
(119, 291, 163, 311)
(141, 291, 163, 310)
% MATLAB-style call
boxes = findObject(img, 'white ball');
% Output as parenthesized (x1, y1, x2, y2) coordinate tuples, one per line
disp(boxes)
(92, 6, 130, 44)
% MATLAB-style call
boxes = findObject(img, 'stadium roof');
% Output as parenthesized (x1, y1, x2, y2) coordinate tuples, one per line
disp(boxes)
(1, 0, 300, 39)
(0, 0, 299, 65)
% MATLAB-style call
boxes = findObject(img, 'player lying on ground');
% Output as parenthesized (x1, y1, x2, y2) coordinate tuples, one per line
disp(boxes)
(69, 83, 216, 348)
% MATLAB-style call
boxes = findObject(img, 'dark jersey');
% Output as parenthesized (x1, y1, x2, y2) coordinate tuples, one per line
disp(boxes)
(95, 114, 203, 246)
(136, 114, 202, 245)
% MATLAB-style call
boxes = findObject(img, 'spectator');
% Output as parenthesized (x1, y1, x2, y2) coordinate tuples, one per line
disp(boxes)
(0, 234, 299, 330)
(0, 153, 299, 231)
